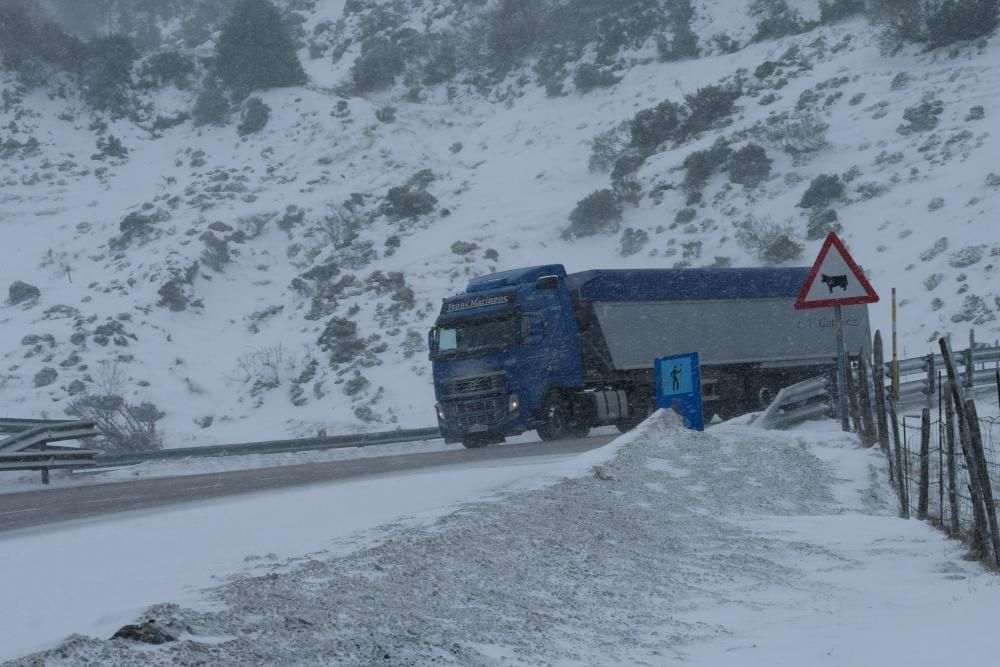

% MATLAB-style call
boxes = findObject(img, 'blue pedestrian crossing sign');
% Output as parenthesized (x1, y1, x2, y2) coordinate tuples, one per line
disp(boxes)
(655, 352, 704, 431)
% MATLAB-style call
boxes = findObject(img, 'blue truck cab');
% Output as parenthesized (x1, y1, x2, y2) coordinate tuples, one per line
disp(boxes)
(428, 264, 586, 447)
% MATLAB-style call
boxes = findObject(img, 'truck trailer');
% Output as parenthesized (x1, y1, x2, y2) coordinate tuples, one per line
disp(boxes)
(429, 264, 871, 447)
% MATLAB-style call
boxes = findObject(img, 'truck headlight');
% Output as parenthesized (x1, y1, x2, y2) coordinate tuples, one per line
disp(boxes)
(435, 403, 445, 420)
(508, 394, 519, 413)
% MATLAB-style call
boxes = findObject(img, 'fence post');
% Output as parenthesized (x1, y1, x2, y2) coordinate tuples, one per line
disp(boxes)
(964, 400, 1000, 567)
(964, 347, 974, 389)
(845, 355, 862, 437)
(940, 337, 990, 559)
(873, 333, 893, 482)
(945, 389, 958, 535)
(857, 350, 876, 447)
(887, 395, 909, 518)
(917, 408, 930, 520)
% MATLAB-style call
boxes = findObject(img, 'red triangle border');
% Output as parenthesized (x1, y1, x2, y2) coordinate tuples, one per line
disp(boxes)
(794, 232, 879, 310)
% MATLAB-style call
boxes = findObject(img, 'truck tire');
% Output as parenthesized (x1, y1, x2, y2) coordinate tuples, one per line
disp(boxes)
(536, 391, 589, 441)
(461, 433, 504, 449)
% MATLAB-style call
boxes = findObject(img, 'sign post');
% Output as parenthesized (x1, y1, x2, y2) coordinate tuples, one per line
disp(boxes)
(655, 352, 704, 431)
(795, 232, 879, 432)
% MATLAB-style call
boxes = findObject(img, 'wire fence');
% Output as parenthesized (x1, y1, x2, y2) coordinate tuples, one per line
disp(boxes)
(896, 411, 1000, 539)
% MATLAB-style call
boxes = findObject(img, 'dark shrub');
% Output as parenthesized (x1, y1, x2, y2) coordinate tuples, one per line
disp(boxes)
(682, 140, 732, 198)
(798, 174, 844, 208)
(351, 37, 405, 92)
(573, 64, 621, 92)
(484, 0, 543, 73)
(610, 152, 647, 185)
(384, 187, 437, 220)
(215, 0, 306, 96)
(658, 0, 699, 60)
(318, 317, 366, 363)
(750, 0, 814, 42)
(8, 281, 40, 305)
(237, 97, 271, 136)
(629, 100, 683, 154)
(82, 34, 139, 117)
(682, 85, 742, 137)
(819, 0, 865, 23)
(200, 232, 231, 271)
(566, 189, 621, 238)
(728, 143, 771, 187)
(141, 51, 196, 89)
(806, 208, 841, 240)
(193, 81, 230, 126)
(926, 0, 999, 49)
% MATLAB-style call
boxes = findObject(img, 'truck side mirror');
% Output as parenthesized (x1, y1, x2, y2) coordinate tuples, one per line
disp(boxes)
(536, 275, 559, 290)
(427, 328, 435, 359)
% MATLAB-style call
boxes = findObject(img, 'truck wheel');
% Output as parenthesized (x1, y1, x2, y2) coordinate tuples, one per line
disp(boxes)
(536, 392, 588, 441)
(461, 434, 503, 449)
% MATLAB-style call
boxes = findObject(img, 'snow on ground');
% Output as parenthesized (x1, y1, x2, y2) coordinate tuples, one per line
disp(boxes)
(3, 412, 994, 665)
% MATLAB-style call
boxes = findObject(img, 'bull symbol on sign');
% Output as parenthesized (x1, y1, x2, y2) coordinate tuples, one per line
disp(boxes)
(821, 274, 848, 293)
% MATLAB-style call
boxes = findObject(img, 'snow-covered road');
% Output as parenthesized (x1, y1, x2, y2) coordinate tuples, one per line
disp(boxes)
(2, 412, 995, 665)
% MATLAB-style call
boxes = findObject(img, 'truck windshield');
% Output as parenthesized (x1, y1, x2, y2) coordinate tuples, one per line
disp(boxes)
(432, 314, 519, 360)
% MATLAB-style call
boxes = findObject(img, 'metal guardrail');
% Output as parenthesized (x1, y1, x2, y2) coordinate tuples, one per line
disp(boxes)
(757, 376, 832, 429)
(92, 427, 443, 468)
(0, 421, 101, 477)
(760, 342, 1000, 429)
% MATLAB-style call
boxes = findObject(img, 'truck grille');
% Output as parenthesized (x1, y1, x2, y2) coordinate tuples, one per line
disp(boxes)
(440, 372, 506, 398)
(440, 373, 507, 428)
(454, 398, 505, 427)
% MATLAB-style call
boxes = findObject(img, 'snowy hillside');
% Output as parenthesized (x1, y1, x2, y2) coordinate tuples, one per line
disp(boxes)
(1, 0, 998, 448)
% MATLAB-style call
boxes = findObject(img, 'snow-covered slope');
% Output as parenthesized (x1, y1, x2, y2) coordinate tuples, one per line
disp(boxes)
(1, 1, 997, 448)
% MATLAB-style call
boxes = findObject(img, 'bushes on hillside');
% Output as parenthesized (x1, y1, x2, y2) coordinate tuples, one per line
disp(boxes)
(215, 0, 306, 97)
(867, 0, 998, 51)
(798, 174, 844, 208)
(682, 85, 742, 136)
(351, 37, 405, 92)
(238, 97, 271, 136)
(565, 189, 621, 238)
(749, 0, 815, 42)
(735, 216, 803, 264)
(728, 143, 771, 187)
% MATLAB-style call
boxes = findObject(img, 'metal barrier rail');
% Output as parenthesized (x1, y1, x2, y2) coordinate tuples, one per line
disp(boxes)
(0, 421, 101, 477)
(760, 342, 1000, 430)
(92, 427, 443, 467)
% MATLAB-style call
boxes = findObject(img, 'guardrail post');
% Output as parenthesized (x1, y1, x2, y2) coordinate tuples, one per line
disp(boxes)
(41, 441, 49, 485)
(845, 354, 862, 437)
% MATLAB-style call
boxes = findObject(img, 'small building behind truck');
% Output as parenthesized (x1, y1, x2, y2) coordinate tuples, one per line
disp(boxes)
(429, 264, 871, 448)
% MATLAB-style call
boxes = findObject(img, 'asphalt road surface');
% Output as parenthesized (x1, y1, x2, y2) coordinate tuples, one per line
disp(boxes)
(0, 435, 616, 533)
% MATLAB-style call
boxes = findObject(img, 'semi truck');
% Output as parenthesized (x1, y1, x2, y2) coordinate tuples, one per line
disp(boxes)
(429, 264, 871, 447)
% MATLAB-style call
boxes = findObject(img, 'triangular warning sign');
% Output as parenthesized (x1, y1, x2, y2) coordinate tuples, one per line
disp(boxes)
(795, 232, 879, 309)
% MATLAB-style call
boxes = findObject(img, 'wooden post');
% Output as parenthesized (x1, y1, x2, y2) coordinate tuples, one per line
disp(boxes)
(964, 400, 1000, 567)
(857, 350, 876, 447)
(945, 390, 959, 535)
(845, 353, 862, 437)
(873, 332, 891, 460)
(891, 288, 899, 399)
(887, 395, 910, 518)
(40, 441, 49, 485)
(835, 304, 850, 432)
(917, 408, 930, 520)
(940, 337, 990, 558)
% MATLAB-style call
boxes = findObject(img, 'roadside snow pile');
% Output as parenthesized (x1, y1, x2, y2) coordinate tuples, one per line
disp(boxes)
(9, 412, 989, 666)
